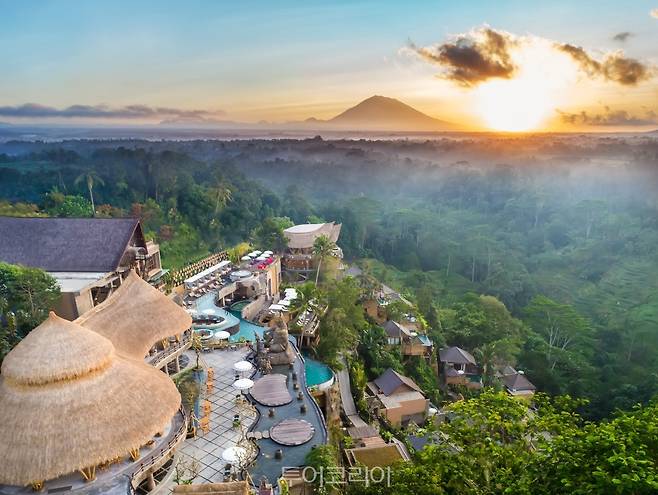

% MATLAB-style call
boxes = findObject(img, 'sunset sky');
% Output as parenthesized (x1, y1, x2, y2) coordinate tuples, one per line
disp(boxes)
(1, 0, 657, 131)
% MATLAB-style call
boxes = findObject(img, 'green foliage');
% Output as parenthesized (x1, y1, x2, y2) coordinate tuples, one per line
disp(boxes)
(351, 390, 658, 495)
(316, 279, 367, 367)
(305, 444, 341, 494)
(44, 192, 93, 217)
(0, 263, 60, 361)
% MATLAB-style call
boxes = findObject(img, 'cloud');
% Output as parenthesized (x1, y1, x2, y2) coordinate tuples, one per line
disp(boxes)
(0, 103, 225, 120)
(556, 44, 651, 85)
(558, 106, 658, 126)
(651, 8, 658, 19)
(410, 28, 517, 87)
(612, 32, 633, 42)
(410, 27, 653, 88)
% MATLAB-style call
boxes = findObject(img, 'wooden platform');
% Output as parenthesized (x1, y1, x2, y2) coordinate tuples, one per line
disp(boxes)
(269, 418, 315, 446)
(250, 374, 292, 406)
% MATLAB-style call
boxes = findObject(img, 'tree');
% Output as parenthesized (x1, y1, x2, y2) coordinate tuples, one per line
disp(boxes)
(313, 234, 337, 286)
(75, 170, 105, 216)
(251, 216, 293, 252)
(523, 295, 593, 371)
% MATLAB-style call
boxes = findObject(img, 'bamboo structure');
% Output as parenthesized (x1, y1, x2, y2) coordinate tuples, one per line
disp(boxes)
(0, 312, 181, 487)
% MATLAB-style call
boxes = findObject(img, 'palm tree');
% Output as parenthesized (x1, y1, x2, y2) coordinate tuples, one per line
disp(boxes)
(74, 170, 104, 216)
(209, 181, 232, 214)
(312, 234, 336, 286)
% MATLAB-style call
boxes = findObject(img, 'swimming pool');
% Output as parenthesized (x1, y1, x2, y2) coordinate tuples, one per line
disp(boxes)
(230, 300, 250, 312)
(304, 355, 334, 388)
(195, 293, 264, 343)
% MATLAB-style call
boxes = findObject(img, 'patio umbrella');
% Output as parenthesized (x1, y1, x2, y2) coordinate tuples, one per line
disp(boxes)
(233, 361, 253, 373)
(232, 378, 254, 390)
(241, 256, 251, 261)
(221, 446, 249, 465)
(263, 250, 273, 255)
(215, 330, 231, 340)
(252, 250, 262, 255)
(279, 299, 291, 306)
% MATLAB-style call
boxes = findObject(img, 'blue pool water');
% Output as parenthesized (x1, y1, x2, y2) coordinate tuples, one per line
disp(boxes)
(195, 293, 264, 343)
(304, 355, 333, 387)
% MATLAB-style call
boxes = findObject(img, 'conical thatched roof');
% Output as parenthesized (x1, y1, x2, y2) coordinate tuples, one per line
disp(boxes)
(76, 271, 192, 359)
(0, 312, 181, 486)
(2, 312, 114, 386)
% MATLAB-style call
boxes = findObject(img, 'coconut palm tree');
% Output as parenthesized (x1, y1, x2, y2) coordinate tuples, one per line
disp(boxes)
(74, 170, 104, 216)
(209, 181, 232, 214)
(312, 234, 336, 286)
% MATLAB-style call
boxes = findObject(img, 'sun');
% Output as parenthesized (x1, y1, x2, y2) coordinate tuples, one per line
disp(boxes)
(475, 78, 554, 132)
(473, 38, 577, 132)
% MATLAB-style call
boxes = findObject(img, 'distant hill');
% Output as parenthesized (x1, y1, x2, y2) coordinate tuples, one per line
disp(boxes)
(325, 95, 454, 131)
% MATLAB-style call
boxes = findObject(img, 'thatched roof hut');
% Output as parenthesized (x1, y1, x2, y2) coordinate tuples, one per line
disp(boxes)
(76, 271, 192, 359)
(0, 312, 181, 487)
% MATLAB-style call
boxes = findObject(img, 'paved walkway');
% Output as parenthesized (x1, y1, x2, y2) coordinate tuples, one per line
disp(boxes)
(176, 347, 258, 483)
(337, 357, 368, 428)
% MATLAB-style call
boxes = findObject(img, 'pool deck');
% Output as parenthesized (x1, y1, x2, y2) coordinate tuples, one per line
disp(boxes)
(174, 347, 259, 484)
(183, 290, 328, 487)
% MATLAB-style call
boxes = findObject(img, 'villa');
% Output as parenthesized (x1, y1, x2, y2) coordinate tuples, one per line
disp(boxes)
(383, 320, 433, 359)
(439, 346, 483, 390)
(0, 216, 164, 319)
(497, 366, 536, 399)
(366, 368, 429, 427)
(281, 222, 342, 276)
(0, 271, 192, 494)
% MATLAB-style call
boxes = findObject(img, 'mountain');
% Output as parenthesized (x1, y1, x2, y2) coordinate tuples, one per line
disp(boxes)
(326, 95, 454, 131)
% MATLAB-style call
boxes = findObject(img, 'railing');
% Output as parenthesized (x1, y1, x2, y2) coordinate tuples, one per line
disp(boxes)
(147, 333, 192, 368)
(130, 407, 189, 490)
(165, 251, 229, 288)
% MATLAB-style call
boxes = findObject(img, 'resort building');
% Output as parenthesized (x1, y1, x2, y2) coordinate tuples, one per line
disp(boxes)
(282, 222, 342, 274)
(0, 216, 164, 319)
(0, 270, 192, 494)
(383, 320, 434, 359)
(439, 346, 483, 390)
(366, 368, 429, 427)
(497, 366, 536, 399)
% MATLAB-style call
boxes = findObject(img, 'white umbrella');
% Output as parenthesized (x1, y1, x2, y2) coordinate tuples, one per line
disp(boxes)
(253, 250, 262, 255)
(269, 304, 284, 311)
(241, 256, 251, 261)
(263, 250, 273, 255)
(233, 360, 253, 373)
(256, 255, 267, 261)
(221, 446, 248, 465)
(279, 299, 291, 306)
(215, 330, 231, 340)
(233, 378, 254, 390)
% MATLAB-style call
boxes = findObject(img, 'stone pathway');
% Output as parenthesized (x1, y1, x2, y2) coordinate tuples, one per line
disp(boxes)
(176, 347, 258, 483)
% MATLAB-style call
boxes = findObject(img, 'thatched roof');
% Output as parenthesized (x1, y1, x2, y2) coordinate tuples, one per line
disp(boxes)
(172, 482, 250, 494)
(284, 222, 341, 249)
(76, 271, 192, 359)
(0, 312, 181, 486)
(0, 216, 144, 272)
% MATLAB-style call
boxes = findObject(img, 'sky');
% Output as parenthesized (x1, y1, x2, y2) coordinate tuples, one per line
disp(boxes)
(0, 0, 657, 131)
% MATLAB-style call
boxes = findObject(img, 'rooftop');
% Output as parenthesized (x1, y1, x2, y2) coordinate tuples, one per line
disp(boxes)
(439, 346, 477, 366)
(0, 216, 143, 273)
(372, 368, 423, 396)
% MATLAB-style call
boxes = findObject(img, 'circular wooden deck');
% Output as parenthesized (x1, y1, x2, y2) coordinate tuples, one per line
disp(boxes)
(269, 418, 315, 446)
(250, 374, 292, 406)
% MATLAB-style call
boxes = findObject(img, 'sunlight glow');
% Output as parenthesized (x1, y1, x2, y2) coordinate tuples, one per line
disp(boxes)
(474, 38, 578, 132)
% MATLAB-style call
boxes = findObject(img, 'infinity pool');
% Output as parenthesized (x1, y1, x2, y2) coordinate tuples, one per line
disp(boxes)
(304, 355, 334, 388)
